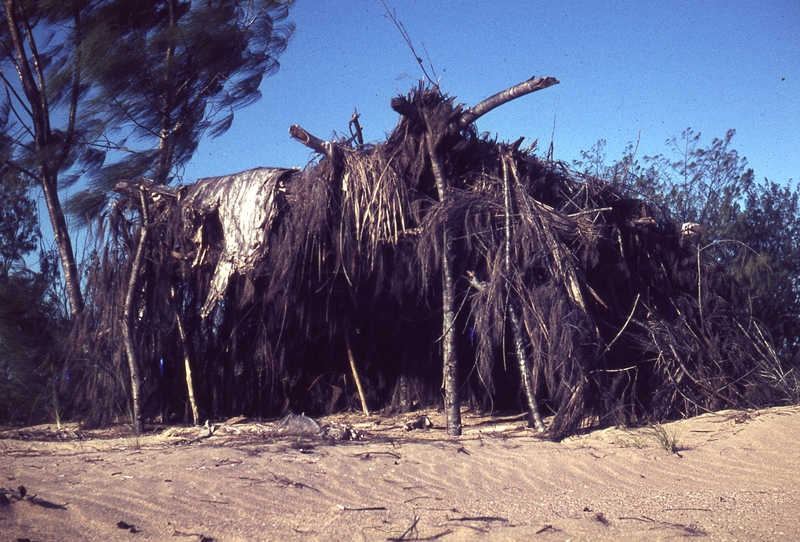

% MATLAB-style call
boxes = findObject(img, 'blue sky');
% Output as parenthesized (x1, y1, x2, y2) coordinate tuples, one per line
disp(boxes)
(182, 0, 799, 188)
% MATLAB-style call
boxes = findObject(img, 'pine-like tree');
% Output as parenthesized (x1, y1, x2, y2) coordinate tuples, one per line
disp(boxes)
(69, 0, 294, 219)
(0, 0, 98, 315)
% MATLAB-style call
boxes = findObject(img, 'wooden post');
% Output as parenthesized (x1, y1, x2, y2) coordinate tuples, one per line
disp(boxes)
(345, 334, 370, 416)
(122, 186, 149, 435)
(172, 287, 200, 425)
(425, 127, 462, 437)
(503, 155, 546, 433)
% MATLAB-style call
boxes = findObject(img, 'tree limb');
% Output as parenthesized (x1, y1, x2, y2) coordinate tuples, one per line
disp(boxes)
(289, 124, 333, 156)
(458, 76, 559, 129)
(1, 156, 40, 182)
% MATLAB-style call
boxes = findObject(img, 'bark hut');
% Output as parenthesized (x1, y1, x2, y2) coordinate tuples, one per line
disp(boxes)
(63, 77, 797, 439)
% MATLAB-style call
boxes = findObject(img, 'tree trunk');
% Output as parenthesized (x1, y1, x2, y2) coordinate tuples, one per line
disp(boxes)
(425, 130, 462, 437)
(122, 187, 149, 434)
(41, 176, 84, 315)
(2, 1, 84, 315)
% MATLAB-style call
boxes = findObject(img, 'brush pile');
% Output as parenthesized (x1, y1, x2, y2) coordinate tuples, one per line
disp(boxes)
(65, 79, 796, 438)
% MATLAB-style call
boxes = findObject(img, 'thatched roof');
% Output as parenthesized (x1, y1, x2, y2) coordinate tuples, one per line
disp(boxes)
(64, 80, 796, 438)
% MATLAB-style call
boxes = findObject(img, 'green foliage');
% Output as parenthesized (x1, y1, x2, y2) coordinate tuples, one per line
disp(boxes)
(0, 163, 68, 424)
(0, 265, 69, 425)
(0, 171, 40, 273)
(646, 129, 751, 231)
(578, 129, 800, 365)
(727, 180, 800, 360)
(648, 422, 681, 453)
(68, 0, 295, 219)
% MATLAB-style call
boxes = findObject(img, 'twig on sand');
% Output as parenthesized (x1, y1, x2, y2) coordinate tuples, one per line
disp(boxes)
(266, 470, 319, 492)
(337, 505, 387, 511)
(387, 515, 420, 541)
(449, 516, 509, 523)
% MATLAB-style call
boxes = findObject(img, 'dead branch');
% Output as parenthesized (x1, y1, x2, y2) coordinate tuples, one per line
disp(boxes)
(345, 334, 370, 416)
(458, 76, 559, 128)
(349, 109, 364, 146)
(289, 124, 333, 156)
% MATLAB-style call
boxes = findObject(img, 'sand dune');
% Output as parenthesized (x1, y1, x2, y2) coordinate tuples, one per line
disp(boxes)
(2, 406, 799, 541)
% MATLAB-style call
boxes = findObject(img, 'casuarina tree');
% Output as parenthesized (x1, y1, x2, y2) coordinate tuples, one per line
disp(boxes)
(0, 0, 97, 316)
(69, 0, 295, 219)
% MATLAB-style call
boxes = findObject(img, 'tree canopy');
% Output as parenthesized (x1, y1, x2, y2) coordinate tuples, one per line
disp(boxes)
(0, 0, 295, 316)
(69, 0, 294, 219)
(576, 129, 800, 365)
(0, 170, 39, 274)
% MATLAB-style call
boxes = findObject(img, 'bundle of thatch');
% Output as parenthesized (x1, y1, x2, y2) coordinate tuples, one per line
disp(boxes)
(64, 78, 796, 438)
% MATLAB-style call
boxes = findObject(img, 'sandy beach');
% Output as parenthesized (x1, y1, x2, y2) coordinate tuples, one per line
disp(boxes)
(2, 406, 799, 541)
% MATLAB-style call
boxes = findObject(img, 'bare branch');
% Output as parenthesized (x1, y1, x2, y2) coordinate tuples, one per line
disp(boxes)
(289, 124, 333, 156)
(380, 0, 436, 85)
(1, 156, 40, 182)
(458, 76, 559, 129)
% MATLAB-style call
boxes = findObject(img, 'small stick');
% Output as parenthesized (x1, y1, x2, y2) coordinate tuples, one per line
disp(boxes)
(450, 516, 508, 523)
(349, 109, 364, 146)
(601, 293, 640, 356)
(388, 515, 421, 541)
(337, 505, 387, 511)
(345, 334, 370, 416)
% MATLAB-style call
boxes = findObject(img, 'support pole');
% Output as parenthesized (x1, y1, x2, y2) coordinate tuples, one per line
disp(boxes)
(122, 186, 149, 435)
(345, 334, 370, 416)
(172, 287, 200, 425)
(503, 155, 546, 433)
(425, 125, 462, 437)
